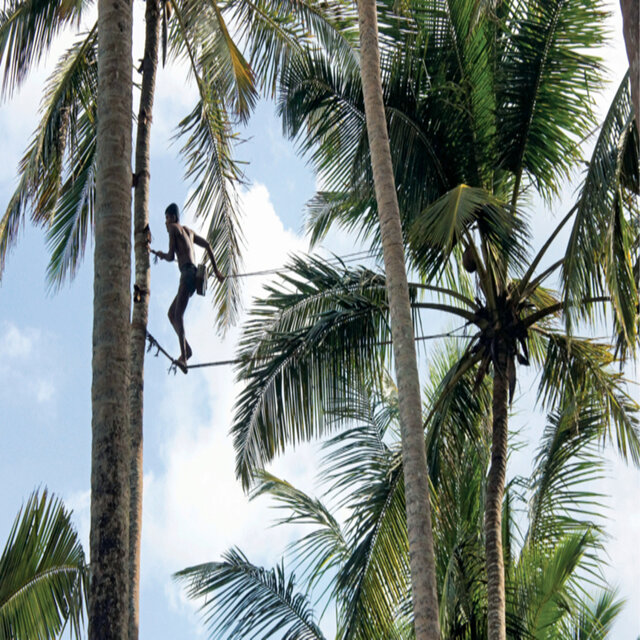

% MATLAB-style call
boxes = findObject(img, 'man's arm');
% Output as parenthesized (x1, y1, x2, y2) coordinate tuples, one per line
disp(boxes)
(193, 233, 224, 283)
(151, 227, 177, 261)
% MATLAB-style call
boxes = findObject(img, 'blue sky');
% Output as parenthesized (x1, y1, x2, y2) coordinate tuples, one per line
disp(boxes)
(0, 2, 638, 638)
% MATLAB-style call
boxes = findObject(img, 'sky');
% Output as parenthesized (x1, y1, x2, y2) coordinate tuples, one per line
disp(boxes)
(0, 2, 638, 638)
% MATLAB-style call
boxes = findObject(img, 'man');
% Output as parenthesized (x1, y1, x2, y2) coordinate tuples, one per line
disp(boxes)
(151, 203, 224, 373)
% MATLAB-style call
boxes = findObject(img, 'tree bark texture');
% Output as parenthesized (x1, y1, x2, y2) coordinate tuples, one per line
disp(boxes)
(356, 1, 441, 638)
(90, 0, 133, 638)
(129, 1, 161, 638)
(620, 0, 639, 124)
(485, 353, 511, 640)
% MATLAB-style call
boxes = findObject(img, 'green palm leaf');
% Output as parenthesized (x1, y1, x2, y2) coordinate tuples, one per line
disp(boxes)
(0, 25, 97, 281)
(0, 0, 87, 96)
(563, 72, 639, 350)
(232, 256, 395, 487)
(0, 490, 87, 640)
(175, 549, 326, 640)
(251, 471, 348, 587)
(496, 0, 605, 201)
(45, 109, 96, 287)
(409, 184, 529, 281)
(537, 333, 640, 465)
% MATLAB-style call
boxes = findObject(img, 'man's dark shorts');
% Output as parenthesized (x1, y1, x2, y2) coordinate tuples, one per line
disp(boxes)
(180, 263, 197, 297)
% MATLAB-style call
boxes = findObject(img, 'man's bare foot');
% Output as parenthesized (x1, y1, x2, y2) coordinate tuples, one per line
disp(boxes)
(175, 356, 188, 374)
(186, 343, 193, 361)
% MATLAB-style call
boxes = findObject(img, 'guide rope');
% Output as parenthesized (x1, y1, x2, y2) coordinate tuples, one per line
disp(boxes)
(146, 326, 472, 374)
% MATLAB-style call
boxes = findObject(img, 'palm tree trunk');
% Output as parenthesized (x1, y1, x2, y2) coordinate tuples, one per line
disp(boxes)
(485, 353, 511, 640)
(90, 0, 133, 637)
(620, 0, 639, 123)
(356, 1, 440, 638)
(129, 1, 161, 638)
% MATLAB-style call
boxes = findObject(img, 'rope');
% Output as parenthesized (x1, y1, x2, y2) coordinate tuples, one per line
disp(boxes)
(146, 325, 472, 374)
(215, 249, 379, 279)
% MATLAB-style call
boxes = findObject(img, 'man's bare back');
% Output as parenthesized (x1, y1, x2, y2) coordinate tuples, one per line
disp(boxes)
(151, 203, 224, 373)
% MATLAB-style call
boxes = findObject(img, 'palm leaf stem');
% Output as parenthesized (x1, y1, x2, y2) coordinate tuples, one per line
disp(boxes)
(519, 258, 564, 301)
(523, 296, 610, 329)
(517, 204, 578, 298)
(413, 302, 483, 325)
(410, 282, 479, 310)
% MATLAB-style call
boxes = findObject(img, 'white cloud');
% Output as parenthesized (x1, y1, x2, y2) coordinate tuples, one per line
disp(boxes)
(0, 323, 37, 358)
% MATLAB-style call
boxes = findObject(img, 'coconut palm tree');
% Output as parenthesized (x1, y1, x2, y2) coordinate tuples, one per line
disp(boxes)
(0, 2, 356, 637)
(181, 350, 631, 638)
(231, 231, 639, 637)
(355, 0, 439, 634)
(90, 0, 134, 636)
(0, 489, 87, 640)
(256, 0, 637, 636)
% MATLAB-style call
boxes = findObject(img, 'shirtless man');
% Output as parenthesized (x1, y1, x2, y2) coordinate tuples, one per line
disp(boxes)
(151, 203, 224, 373)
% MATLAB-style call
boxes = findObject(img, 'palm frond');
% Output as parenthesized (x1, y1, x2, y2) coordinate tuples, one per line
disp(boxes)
(563, 72, 639, 350)
(175, 549, 326, 640)
(537, 334, 640, 465)
(562, 589, 624, 640)
(333, 439, 409, 640)
(232, 256, 396, 488)
(0, 25, 97, 281)
(251, 472, 348, 587)
(496, 0, 606, 200)
(0, 490, 87, 640)
(514, 531, 599, 636)
(45, 108, 95, 287)
(526, 401, 607, 554)
(0, 0, 87, 96)
(231, 0, 359, 98)
(175, 94, 244, 329)
(409, 184, 529, 281)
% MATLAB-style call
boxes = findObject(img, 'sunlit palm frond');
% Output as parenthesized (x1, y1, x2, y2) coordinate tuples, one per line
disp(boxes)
(409, 184, 529, 281)
(422, 342, 490, 487)
(497, 0, 605, 201)
(278, 47, 366, 193)
(231, 0, 359, 98)
(232, 256, 394, 487)
(171, 0, 257, 120)
(526, 401, 607, 554)
(175, 549, 326, 640)
(305, 191, 377, 249)
(0, 490, 87, 640)
(514, 531, 599, 637)
(334, 441, 409, 639)
(563, 73, 639, 350)
(0, 0, 87, 96)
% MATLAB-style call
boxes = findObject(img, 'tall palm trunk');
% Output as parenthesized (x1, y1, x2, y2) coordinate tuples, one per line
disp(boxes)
(356, 1, 440, 638)
(620, 0, 639, 123)
(129, 1, 161, 638)
(90, 0, 133, 637)
(485, 352, 511, 640)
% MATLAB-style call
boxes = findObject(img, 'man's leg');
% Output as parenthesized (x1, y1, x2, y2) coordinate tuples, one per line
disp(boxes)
(168, 286, 192, 371)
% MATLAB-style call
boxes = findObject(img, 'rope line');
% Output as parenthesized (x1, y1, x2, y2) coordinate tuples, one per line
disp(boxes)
(216, 250, 379, 279)
(146, 326, 472, 373)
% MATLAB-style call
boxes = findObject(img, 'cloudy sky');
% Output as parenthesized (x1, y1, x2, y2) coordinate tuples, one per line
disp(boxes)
(0, 2, 637, 638)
